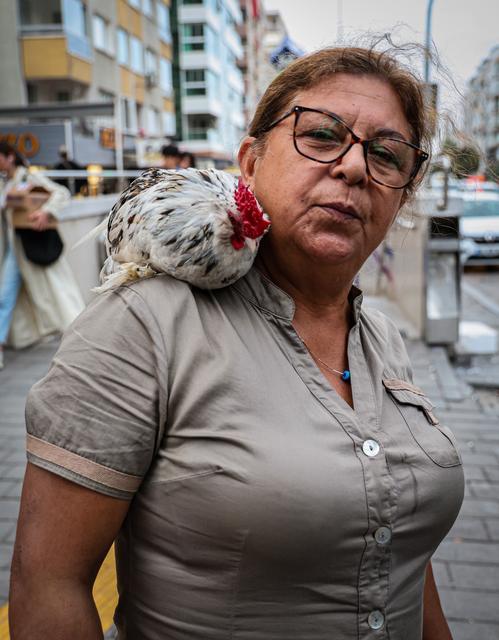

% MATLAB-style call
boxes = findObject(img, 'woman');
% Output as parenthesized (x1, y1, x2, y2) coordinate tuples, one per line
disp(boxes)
(10, 47, 464, 639)
(0, 142, 84, 368)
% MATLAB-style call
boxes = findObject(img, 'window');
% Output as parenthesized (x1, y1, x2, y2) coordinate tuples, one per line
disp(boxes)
(145, 48, 157, 75)
(182, 23, 205, 51)
(121, 97, 138, 131)
(187, 114, 213, 140)
(128, 0, 141, 9)
(117, 28, 129, 65)
(159, 57, 173, 95)
(143, 0, 153, 16)
(99, 89, 115, 103)
(93, 14, 114, 55)
(162, 111, 176, 136)
(63, 0, 87, 37)
(56, 91, 71, 102)
(130, 35, 144, 73)
(184, 68, 206, 95)
(145, 106, 160, 134)
(157, 2, 171, 42)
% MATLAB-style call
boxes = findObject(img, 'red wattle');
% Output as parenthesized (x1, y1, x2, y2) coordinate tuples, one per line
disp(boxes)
(230, 234, 245, 250)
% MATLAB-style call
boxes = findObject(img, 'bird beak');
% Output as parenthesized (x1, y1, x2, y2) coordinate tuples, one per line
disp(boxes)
(245, 238, 258, 254)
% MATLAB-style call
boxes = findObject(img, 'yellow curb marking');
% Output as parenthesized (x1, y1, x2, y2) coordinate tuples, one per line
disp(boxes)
(0, 546, 118, 638)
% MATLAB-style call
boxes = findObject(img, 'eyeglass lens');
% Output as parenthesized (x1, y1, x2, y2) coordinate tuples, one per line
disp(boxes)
(294, 111, 419, 188)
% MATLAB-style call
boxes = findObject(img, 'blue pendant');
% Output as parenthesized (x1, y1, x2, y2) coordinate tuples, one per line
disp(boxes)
(341, 370, 351, 382)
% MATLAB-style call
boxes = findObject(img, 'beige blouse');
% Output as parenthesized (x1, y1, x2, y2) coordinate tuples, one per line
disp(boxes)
(25, 267, 464, 640)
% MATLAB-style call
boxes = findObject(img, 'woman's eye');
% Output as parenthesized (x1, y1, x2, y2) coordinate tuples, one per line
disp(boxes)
(369, 145, 402, 168)
(303, 129, 341, 143)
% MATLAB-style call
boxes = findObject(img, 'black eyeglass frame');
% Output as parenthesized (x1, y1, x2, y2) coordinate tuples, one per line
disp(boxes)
(262, 106, 429, 190)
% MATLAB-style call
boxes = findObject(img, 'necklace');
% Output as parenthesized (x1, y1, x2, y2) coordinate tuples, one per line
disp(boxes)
(295, 331, 351, 383)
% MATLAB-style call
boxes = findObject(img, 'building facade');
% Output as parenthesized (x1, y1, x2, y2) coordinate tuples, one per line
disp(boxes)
(464, 44, 499, 167)
(172, 0, 245, 165)
(0, 0, 175, 166)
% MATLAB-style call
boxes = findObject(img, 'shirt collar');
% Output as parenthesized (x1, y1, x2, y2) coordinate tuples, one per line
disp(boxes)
(233, 266, 364, 323)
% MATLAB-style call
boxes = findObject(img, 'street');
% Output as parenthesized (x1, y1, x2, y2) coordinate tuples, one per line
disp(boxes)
(0, 271, 498, 639)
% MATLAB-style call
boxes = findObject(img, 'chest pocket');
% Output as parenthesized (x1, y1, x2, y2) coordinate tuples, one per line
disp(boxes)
(383, 378, 462, 468)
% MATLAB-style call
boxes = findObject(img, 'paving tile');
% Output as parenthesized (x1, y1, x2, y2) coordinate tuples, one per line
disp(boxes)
(447, 517, 490, 541)
(448, 564, 499, 590)
(485, 467, 499, 482)
(439, 588, 499, 622)
(0, 544, 13, 570)
(0, 500, 20, 520)
(462, 466, 487, 481)
(0, 522, 15, 544)
(434, 539, 499, 563)
(468, 481, 499, 500)
(459, 499, 499, 518)
(484, 519, 499, 540)
(460, 452, 499, 466)
(449, 620, 499, 640)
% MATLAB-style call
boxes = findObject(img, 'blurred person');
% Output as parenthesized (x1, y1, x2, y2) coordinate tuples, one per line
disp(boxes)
(160, 144, 180, 170)
(0, 141, 84, 369)
(11, 45, 462, 639)
(54, 145, 86, 194)
(178, 151, 197, 169)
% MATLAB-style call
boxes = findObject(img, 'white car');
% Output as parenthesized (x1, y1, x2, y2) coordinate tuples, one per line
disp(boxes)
(459, 190, 499, 265)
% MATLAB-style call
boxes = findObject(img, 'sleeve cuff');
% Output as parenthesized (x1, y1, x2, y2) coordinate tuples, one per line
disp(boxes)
(27, 434, 142, 499)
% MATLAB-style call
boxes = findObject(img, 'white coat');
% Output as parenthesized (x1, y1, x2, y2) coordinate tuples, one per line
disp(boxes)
(1, 166, 85, 348)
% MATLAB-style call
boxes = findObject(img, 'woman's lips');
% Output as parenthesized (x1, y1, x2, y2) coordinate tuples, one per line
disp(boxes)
(318, 203, 363, 222)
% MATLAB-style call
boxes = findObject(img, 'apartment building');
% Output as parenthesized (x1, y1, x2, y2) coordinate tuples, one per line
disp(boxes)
(0, 0, 175, 166)
(238, 0, 270, 127)
(465, 44, 499, 166)
(173, 0, 245, 164)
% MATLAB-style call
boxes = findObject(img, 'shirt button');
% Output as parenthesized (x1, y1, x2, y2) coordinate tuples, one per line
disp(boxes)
(362, 439, 380, 457)
(374, 526, 392, 545)
(368, 610, 385, 630)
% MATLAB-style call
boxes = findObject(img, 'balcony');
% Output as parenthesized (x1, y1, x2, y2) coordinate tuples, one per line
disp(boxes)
(183, 95, 223, 117)
(19, 0, 92, 84)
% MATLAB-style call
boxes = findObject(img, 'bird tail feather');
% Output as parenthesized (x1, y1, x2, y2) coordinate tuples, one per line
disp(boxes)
(71, 217, 108, 251)
(92, 261, 157, 294)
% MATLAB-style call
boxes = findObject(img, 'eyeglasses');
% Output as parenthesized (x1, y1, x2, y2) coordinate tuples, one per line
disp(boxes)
(262, 106, 429, 190)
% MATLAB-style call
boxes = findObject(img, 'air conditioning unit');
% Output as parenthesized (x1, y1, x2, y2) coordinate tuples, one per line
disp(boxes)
(145, 72, 158, 89)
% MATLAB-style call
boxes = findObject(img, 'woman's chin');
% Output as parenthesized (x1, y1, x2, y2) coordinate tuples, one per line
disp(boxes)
(300, 235, 362, 266)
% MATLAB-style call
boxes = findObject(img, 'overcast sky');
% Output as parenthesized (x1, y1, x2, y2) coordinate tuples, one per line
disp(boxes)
(264, 0, 498, 108)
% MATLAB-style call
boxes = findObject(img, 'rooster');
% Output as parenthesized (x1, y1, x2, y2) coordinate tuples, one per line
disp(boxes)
(95, 168, 270, 292)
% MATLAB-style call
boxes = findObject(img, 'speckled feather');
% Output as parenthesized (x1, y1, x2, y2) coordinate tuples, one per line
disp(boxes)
(97, 167, 269, 291)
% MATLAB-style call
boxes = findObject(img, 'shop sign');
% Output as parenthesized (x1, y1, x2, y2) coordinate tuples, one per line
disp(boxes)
(0, 123, 68, 165)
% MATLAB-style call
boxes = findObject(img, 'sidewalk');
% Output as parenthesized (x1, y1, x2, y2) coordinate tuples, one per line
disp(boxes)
(1, 336, 499, 639)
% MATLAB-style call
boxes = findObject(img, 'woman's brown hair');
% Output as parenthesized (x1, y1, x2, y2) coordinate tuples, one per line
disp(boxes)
(0, 141, 27, 167)
(248, 46, 432, 195)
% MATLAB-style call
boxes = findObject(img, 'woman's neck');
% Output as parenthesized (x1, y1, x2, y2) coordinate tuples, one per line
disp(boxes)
(256, 243, 355, 325)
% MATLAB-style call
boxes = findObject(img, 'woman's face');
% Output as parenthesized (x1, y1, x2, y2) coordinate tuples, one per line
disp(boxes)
(239, 74, 413, 273)
(0, 152, 15, 173)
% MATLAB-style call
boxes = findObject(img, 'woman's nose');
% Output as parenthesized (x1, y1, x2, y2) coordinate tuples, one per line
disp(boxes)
(329, 142, 369, 187)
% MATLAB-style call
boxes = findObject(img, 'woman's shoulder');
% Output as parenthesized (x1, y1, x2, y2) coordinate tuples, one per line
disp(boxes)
(91, 273, 195, 315)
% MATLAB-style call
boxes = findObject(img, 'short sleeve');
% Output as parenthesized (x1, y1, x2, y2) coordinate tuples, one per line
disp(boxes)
(25, 286, 168, 499)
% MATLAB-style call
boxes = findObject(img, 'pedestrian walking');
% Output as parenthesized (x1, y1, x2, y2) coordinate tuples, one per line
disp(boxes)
(0, 142, 84, 368)
(11, 45, 463, 639)
(53, 145, 86, 194)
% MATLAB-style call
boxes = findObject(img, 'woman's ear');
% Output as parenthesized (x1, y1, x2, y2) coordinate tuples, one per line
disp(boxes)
(238, 137, 259, 191)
